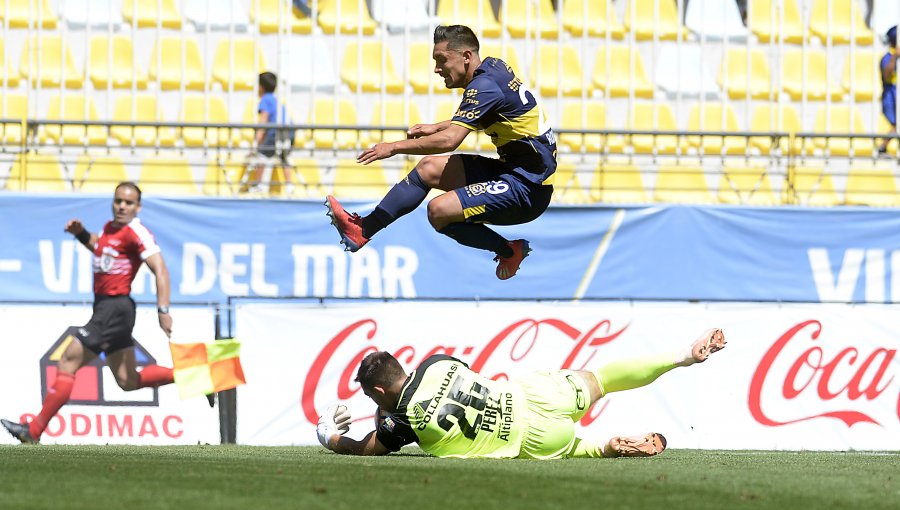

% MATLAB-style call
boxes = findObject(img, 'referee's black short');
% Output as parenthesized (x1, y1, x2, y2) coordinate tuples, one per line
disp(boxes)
(74, 295, 137, 355)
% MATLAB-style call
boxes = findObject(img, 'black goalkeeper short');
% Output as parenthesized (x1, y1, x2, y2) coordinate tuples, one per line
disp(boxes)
(75, 295, 137, 355)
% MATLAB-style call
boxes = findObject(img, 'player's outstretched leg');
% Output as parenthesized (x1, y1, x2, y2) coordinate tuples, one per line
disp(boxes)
(324, 196, 369, 252)
(1, 418, 37, 444)
(494, 239, 531, 280)
(603, 433, 667, 458)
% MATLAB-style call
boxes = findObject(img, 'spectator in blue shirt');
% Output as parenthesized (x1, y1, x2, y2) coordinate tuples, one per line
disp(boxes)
(879, 26, 898, 155)
(245, 72, 295, 193)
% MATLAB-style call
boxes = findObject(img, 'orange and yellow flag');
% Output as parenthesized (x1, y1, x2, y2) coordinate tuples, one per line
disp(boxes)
(169, 339, 245, 399)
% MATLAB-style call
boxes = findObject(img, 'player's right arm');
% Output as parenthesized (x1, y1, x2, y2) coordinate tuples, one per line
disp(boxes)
(329, 431, 392, 456)
(64, 219, 97, 251)
(407, 120, 452, 138)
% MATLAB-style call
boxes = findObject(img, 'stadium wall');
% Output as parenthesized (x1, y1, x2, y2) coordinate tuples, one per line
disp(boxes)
(2, 194, 899, 449)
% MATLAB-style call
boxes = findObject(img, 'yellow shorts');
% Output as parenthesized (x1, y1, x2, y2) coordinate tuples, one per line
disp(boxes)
(514, 370, 592, 460)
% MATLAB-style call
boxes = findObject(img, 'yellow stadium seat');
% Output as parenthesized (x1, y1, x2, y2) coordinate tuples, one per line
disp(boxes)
(139, 158, 198, 195)
(563, 0, 624, 39)
(148, 37, 206, 91)
(310, 98, 362, 150)
(592, 47, 654, 99)
(841, 52, 879, 102)
(559, 102, 607, 153)
(340, 41, 404, 94)
(73, 155, 128, 193)
(0, 38, 20, 87)
(533, 44, 587, 98)
(686, 103, 746, 155)
(241, 99, 258, 145)
(781, 50, 843, 101)
(212, 38, 267, 91)
(808, 0, 873, 45)
(368, 100, 423, 145)
(718, 48, 774, 100)
(1, 0, 57, 29)
(654, 165, 715, 203)
(289, 158, 327, 199)
(317, 0, 377, 35)
(480, 43, 525, 78)
(122, 0, 182, 29)
(749, 104, 804, 155)
(435, 101, 479, 151)
(437, 0, 501, 38)
(6, 154, 67, 191)
(180, 95, 241, 147)
(550, 161, 590, 204)
(592, 161, 648, 203)
(500, 0, 559, 39)
(331, 159, 390, 199)
(844, 163, 900, 207)
(784, 166, 841, 206)
(622, 0, 689, 41)
(19, 35, 83, 89)
(717, 165, 778, 205)
(0, 93, 27, 145)
(628, 103, 680, 155)
(110, 95, 176, 148)
(89, 36, 148, 90)
(203, 157, 242, 196)
(249, 0, 312, 33)
(44, 96, 108, 146)
(408, 42, 452, 94)
(812, 105, 875, 156)
(747, 0, 805, 44)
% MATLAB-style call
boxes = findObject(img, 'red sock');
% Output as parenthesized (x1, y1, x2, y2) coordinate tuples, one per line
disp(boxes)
(137, 365, 174, 388)
(30, 372, 75, 439)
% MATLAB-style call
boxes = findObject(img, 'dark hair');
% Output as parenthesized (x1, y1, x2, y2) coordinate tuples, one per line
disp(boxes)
(889, 26, 897, 47)
(116, 181, 142, 202)
(356, 351, 406, 390)
(259, 72, 277, 93)
(434, 25, 479, 53)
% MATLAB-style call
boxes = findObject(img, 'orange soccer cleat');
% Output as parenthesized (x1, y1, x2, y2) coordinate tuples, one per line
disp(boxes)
(494, 239, 531, 280)
(325, 195, 370, 252)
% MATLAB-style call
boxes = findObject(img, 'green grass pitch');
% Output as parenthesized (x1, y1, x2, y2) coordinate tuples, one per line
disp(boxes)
(0, 446, 898, 510)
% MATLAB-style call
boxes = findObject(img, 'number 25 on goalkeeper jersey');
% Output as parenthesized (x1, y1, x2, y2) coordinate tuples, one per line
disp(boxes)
(374, 355, 527, 459)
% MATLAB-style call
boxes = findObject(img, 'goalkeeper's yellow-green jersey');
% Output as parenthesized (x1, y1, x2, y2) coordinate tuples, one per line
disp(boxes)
(375, 355, 526, 458)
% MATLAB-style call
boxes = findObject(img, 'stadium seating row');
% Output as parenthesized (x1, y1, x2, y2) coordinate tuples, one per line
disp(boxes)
(1, 93, 890, 157)
(4, 152, 898, 207)
(0, 0, 891, 46)
(0, 34, 888, 107)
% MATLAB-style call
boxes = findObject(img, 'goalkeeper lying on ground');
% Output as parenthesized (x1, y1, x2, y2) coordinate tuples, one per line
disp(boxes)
(316, 328, 726, 459)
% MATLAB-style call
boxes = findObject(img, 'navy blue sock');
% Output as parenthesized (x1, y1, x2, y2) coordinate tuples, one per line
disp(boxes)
(361, 169, 429, 238)
(439, 223, 512, 257)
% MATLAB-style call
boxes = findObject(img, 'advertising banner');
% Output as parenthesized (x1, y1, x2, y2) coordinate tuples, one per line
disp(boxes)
(0, 305, 220, 445)
(234, 300, 900, 451)
(2, 194, 900, 303)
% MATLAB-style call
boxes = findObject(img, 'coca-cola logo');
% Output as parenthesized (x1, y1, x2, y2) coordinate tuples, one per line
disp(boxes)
(749, 320, 897, 428)
(301, 317, 629, 425)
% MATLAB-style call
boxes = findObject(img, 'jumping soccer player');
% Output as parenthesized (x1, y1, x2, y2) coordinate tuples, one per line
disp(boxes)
(316, 328, 726, 459)
(325, 24, 557, 280)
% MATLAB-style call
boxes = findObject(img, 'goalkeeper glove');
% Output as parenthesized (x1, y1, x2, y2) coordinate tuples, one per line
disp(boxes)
(317, 404, 352, 449)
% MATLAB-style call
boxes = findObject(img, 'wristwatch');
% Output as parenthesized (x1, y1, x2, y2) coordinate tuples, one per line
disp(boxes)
(157, 306, 170, 314)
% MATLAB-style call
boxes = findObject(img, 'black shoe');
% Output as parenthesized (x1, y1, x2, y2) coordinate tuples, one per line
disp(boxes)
(1, 418, 37, 444)
(206, 393, 215, 408)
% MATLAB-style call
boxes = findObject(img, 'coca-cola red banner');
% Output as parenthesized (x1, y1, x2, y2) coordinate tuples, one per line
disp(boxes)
(234, 301, 900, 451)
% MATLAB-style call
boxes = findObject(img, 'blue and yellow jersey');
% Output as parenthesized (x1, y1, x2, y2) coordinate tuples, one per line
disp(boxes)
(375, 355, 526, 459)
(451, 57, 557, 185)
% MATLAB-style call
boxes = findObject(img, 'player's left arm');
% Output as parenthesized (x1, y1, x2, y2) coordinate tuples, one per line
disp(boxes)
(144, 253, 172, 338)
(328, 431, 392, 456)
